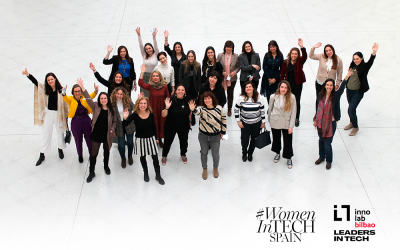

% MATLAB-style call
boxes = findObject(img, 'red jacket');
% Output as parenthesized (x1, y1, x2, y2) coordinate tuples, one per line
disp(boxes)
(280, 48, 307, 85)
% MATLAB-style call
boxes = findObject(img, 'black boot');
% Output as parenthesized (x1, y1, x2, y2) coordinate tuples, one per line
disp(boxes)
(58, 148, 64, 159)
(36, 153, 45, 166)
(104, 150, 111, 175)
(87, 156, 96, 183)
(153, 156, 165, 185)
(140, 156, 150, 182)
(79, 156, 83, 163)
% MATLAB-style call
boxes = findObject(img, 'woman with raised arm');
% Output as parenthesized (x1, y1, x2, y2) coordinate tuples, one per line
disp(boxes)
(164, 30, 186, 87)
(137, 64, 170, 148)
(189, 92, 227, 180)
(344, 43, 379, 136)
(179, 50, 202, 126)
(136, 27, 159, 97)
(313, 70, 353, 170)
(89, 63, 130, 96)
(201, 46, 223, 84)
(198, 71, 226, 108)
(260, 40, 284, 103)
(279, 38, 307, 127)
(79, 79, 116, 183)
(161, 85, 191, 165)
(217, 40, 240, 116)
(123, 97, 165, 185)
(309, 42, 343, 97)
(238, 41, 261, 90)
(22, 68, 68, 166)
(103, 45, 137, 95)
(154, 52, 175, 95)
(234, 81, 266, 163)
(268, 81, 296, 169)
(62, 83, 98, 163)
(110, 87, 135, 168)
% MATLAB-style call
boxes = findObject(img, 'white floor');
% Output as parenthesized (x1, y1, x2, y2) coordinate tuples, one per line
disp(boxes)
(0, 0, 398, 249)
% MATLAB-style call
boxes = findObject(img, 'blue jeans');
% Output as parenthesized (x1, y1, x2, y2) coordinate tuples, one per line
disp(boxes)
(318, 121, 337, 164)
(346, 89, 364, 128)
(117, 128, 134, 159)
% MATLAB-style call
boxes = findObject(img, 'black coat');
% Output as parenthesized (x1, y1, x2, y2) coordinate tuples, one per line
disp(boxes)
(179, 62, 202, 94)
(164, 44, 186, 86)
(198, 83, 227, 108)
(315, 80, 347, 122)
(201, 61, 223, 84)
(350, 54, 376, 94)
(103, 55, 136, 88)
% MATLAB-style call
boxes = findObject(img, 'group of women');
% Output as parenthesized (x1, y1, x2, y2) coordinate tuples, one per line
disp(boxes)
(23, 27, 379, 182)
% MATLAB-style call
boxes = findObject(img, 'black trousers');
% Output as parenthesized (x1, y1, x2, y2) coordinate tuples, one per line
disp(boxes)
(140, 154, 161, 177)
(315, 81, 323, 98)
(227, 80, 237, 110)
(162, 120, 190, 157)
(240, 121, 261, 156)
(271, 128, 293, 159)
(240, 79, 259, 91)
(290, 83, 303, 120)
(90, 140, 109, 173)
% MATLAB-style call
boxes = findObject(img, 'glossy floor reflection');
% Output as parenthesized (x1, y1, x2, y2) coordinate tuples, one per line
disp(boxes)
(0, 0, 398, 249)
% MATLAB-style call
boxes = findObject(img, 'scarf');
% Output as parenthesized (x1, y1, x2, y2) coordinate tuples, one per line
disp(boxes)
(150, 81, 165, 90)
(223, 53, 231, 91)
(315, 97, 333, 139)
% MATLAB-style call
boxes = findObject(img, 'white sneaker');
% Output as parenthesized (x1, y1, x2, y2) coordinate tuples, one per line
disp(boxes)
(273, 154, 280, 163)
(287, 159, 293, 169)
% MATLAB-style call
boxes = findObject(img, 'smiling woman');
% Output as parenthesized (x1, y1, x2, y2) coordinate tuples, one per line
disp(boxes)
(155, 51, 175, 95)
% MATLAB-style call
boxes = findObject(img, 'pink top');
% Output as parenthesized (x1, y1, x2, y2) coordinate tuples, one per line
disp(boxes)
(223, 53, 232, 90)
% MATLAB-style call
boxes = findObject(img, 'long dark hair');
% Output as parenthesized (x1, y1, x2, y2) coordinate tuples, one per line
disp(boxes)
(323, 44, 338, 70)
(318, 78, 335, 103)
(112, 71, 130, 90)
(267, 40, 282, 58)
(44, 73, 63, 95)
(207, 71, 222, 89)
(202, 46, 217, 75)
(117, 46, 132, 64)
(173, 42, 184, 56)
(349, 52, 364, 70)
(241, 41, 255, 54)
(241, 81, 259, 102)
(144, 43, 154, 59)
(97, 92, 115, 116)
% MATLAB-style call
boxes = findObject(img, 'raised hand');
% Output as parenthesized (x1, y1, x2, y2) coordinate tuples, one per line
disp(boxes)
(94, 83, 99, 92)
(77, 78, 85, 91)
(123, 109, 129, 120)
(164, 30, 169, 38)
(344, 68, 354, 81)
(165, 97, 172, 109)
(298, 38, 303, 48)
(107, 45, 113, 52)
(62, 85, 67, 94)
(139, 92, 144, 98)
(188, 100, 196, 111)
(372, 43, 379, 54)
(135, 27, 141, 36)
(140, 64, 147, 73)
(22, 68, 29, 76)
(89, 63, 96, 72)
(313, 42, 322, 48)
(152, 28, 158, 38)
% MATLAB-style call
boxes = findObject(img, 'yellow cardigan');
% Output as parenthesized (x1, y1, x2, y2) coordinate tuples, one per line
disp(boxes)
(63, 92, 97, 118)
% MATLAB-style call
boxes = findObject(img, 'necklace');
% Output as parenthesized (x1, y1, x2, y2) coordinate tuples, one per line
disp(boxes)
(177, 97, 185, 109)
(122, 60, 128, 72)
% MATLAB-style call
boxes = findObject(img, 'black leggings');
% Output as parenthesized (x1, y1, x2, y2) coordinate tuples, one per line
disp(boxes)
(90, 140, 109, 173)
(140, 154, 161, 177)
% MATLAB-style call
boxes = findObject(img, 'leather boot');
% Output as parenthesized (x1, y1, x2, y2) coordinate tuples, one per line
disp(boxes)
(87, 156, 96, 183)
(121, 158, 126, 169)
(154, 164, 165, 185)
(202, 168, 208, 180)
(141, 158, 150, 182)
(58, 149, 64, 159)
(213, 168, 219, 178)
(36, 153, 45, 166)
(128, 155, 133, 165)
(104, 150, 110, 175)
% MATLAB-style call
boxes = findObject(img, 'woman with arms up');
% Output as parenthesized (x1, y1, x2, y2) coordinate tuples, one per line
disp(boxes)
(22, 68, 68, 166)
(201, 46, 223, 84)
(154, 52, 175, 95)
(313, 70, 352, 170)
(161, 85, 191, 165)
(279, 38, 307, 127)
(309, 42, 343, 97)
(216, 40, 240, 116)
(110, 87, 136, 169)
(234, 81, 266, 162)
(179, 50, 202, 126)
(198, 71, 226, 108)
(189, 92, 227, 180)
(136, 27, 159, 97)
(260, 40, 284, 103)
(62, 83, 98, 163)
(268, 81, 296, 169)
(89, 63, 130, 96)
(79, 79, 116, 183)
(344, 43, 378, 136)
(164, 30, 186, 87)
(138, 64, 170, 148)
(238, 41, 261, 90)
(103, 45, 137, 95)
(123, 97, 165, 185)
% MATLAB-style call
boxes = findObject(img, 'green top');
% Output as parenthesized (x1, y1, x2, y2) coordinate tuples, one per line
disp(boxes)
(347, 68, 361, 90)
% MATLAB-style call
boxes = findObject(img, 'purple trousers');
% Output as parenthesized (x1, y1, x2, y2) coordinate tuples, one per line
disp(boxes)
(71, 114, 92, 157)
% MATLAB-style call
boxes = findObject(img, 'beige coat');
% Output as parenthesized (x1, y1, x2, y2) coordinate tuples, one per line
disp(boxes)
(83, 90, 116, 150)
(268, 94, 296, 129)
(217, 52, 240, 82)
(309, 47, 343, 85)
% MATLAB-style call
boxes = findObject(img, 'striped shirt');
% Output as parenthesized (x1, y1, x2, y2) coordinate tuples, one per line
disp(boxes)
(234, 96, 266, 124)
(193, 105, 227, 136)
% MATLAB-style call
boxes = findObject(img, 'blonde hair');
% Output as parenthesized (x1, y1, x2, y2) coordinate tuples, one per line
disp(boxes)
(133, 96, 153, 113)
(274, 80, 292, 112)
(110, 87, 132, 108)
(149, 71, 167, 85)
